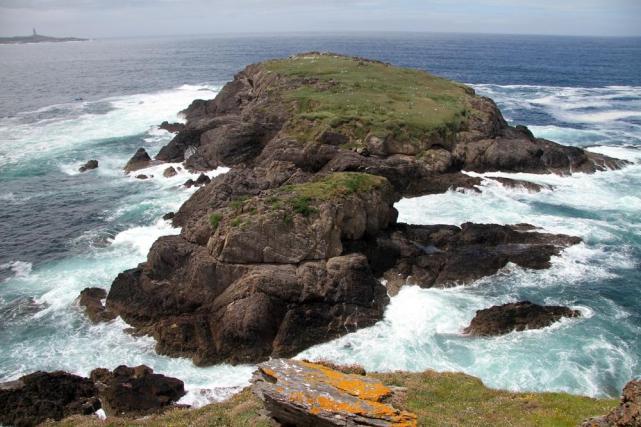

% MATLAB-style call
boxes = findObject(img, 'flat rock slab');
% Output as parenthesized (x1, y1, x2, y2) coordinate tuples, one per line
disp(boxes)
(252, 359, 417, 426)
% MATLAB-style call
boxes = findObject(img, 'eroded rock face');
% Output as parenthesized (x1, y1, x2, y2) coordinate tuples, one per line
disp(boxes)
(252, 359, 417, 426)
(463, 301, 581, 336)
(90, 365, 185, 417)
(345, 223, 581, 295)
(582, 379, 641, 427)
(0, 371, 100, 427)
(159, 121, 185, 134)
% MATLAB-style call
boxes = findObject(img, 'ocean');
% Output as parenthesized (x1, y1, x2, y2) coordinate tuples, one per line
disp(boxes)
(1, 33, 640, 406)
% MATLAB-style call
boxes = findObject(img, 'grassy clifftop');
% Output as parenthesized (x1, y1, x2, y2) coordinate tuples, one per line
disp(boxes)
(52, 369, 616, 427)
(263, 53, 471, 145)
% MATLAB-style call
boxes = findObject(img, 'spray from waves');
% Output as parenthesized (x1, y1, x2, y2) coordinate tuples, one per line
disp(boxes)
(472, 84, 641, 147)
(0, 261, 33, 281)
(0, 84, 220, 168)
(299, 146, 641, 399)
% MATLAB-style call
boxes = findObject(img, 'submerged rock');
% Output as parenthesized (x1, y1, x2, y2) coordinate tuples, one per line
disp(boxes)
(486, 177, 553, 192)
(0, 371, 100, 427)
(124, 148, 152, 173)
(463, 301, 581, 336)
(252, 359, 417, 426)
(78, 160, 98, 173)
(582, 379, 641, 427)
(90, 365, 185, 417)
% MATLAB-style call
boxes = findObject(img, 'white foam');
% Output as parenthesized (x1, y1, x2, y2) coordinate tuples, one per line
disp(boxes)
(0, 261, 33, 281)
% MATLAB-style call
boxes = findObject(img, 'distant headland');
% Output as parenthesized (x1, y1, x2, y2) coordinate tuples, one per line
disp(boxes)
(0, 28, 87, 45)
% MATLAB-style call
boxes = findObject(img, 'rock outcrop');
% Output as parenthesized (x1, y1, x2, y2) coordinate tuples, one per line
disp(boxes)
(90, 365, 185, 417)
(77, 287, 116, 323)
(252, 359, 417, 426)
(95, 53, 625, 366)
(345, 223, 581, 295)
(582, 379, 641, 427)
(124, 148, 152, 173)
(463, 301, 581, 336)
(159, 121, 185, 134)
(78, 160, 98, 173)
(0, 366, 185, 426)
(0, 371, 100, 427)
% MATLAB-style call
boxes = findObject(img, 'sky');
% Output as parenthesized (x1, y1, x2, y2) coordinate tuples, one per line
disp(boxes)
(0, 0, 640, 38)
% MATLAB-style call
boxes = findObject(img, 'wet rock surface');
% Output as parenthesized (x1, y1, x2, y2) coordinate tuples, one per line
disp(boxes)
(252, 359, 417, 426)
(0, 371, 100, 427)
(463, 301, 581, 336)
(124, 148, 152, 173)
(78, 159, 98, 173)
(159, 121, 185, 134)
(77, 287, 116, 323)
(582, 379, 641, 427)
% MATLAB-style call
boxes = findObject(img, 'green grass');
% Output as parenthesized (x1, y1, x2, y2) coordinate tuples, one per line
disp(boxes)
(281, 172, 387, 201)
(209, 212, 223, 230)
(51, 370, 616, 427)
(263, 53, 470, 146)
(373, 371, 617, 427)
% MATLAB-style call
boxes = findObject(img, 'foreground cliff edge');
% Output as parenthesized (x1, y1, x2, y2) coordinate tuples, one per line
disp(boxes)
(80, 52, 626, 368)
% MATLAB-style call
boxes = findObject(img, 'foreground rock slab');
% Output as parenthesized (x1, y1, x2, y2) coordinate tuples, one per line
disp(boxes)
(582, 379, 641, 427)
(252, 359, 417, 426)
(464, 301, 581, 336)
(0, 371, 99, 427)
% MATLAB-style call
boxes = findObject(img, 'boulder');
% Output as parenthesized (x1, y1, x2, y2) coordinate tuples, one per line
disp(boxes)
(582, 379, 641, 426)
(78, 160, 98, 173)
(89, 365, 185, 417)
(162, 166, 177, 177)
(463, 301, 581, 336)
(163, 212, 175, 221)
(77, 287, 116, 323)
(124, 148, 152, 173)
(0, 371, 100, 427)
(135, 174, 148, 180)
(252, 359, 417, 426)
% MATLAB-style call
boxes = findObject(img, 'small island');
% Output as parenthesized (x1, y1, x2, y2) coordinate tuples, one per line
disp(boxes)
(0, 28, 87, 45)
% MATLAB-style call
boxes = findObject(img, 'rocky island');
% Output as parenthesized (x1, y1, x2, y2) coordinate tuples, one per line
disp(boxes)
(0, 30, 87, 44)
(1, 53, 635, 426)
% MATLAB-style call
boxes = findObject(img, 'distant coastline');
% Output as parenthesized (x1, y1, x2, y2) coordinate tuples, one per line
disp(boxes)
(0, 34, 88, 45)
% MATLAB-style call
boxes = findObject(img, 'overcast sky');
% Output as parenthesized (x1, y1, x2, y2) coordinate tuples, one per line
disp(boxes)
(0, 0, 640, 38)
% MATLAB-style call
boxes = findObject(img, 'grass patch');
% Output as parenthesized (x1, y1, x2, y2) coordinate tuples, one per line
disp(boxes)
(263, 53, 470, 145)
(51, 370, 616, 427)
(282, 172, 387, 201)
(291, 196, 316, 217)
(209, 212, 223, 230)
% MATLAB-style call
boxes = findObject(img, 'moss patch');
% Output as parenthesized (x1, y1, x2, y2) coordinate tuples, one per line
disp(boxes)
(263, 53, 470, 146)
(209, 212, 223, 230)
(282, 172, 387, 201)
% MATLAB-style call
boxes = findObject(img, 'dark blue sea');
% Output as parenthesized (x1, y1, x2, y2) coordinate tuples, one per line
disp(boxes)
(1, 33, 640, 405)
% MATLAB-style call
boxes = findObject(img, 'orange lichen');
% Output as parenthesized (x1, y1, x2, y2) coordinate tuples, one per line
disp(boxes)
(300, 361, 392, 401)
(261, 367, 278, 380)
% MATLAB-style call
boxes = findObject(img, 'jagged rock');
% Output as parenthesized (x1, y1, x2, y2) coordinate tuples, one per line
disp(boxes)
(195, 173, 210, 186)
(252, 359, 417, 426)
(162, 166, 177, 177)
(78, 287, 116, 323)
(582, 379, 641, 426)
(183, 178, 195, 188)
(486, 177, 553, 192)
(463, 301, 581, 336)
(89, 365, 185, 417)
(0, 371, 100, 427)
(163, 212, 175, 221)
(345, 222, 581, 295)
(78, 160, 98, 173)
(159, 121, 185, 134)
(124, 148, 152, 173)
